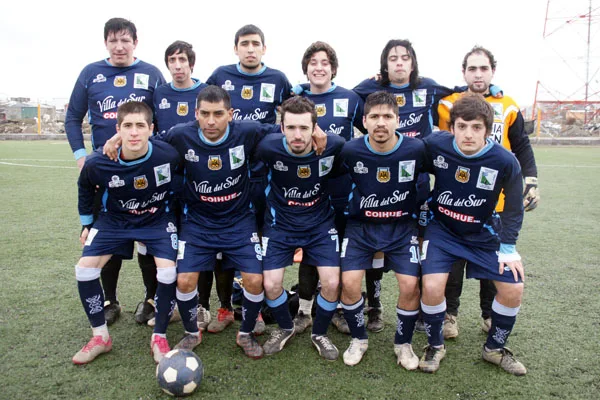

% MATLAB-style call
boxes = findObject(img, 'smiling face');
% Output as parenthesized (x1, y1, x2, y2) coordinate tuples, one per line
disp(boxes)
(235, 33, 266, 73)
(386, 46, 413, 86)
(463, 52, 495, 94)
(451, 117, 489, 155)
(306, 50, 334, 93)
(105, 30, 137, 67)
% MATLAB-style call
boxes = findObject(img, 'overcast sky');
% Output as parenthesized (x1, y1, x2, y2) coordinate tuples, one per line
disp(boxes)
(1, 0, 594, 108)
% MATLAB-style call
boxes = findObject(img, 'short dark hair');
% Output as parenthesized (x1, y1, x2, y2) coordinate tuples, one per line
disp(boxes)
(164, 40, 195, 69)
(462, 46, 497, 71)
(450, 93, 494, 135)
(280, 96, 317, 127)
(234, 24, 265, 46)
(364, 91, 398, 117)
(116, 101, 152, 126)
(196, 85, 231, 110)
(104, 18, 137, 41)
(379, 39, 420, 89)
(301, 41, 338, 79)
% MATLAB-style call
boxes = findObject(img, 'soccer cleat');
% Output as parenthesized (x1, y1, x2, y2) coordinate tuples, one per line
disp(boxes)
(104, 301, 121, 326)
(443, 313, 459, 339)
(72, 335, 112, 365)
(293, 311, 313, 334)
(415, 318, 426, 333)
(134, 299, 155, 324)
(343, 338, 368, 366)
(174, 332, 202, 351)
(254, 313, 266, 336)
(197, 305, 211, 331)
(419, 345, 446, 373)
(207, 308, 235, 333)
(482, 346, 527, 376)
(331, 309, 350, 334)
(150, 335, 171, 364)
(366, 307, 384, 332)
(263, 327, 295, 356)
(394, 343, 419, 371)
(147, 305, 182, 327)
(481, 317, 492, 333)
(311, 334, 339, 361)
(236, 332, 264, 359)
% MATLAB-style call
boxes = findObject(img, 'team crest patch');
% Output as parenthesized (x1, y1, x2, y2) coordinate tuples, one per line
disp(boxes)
(133, 175, 148, 190)
(455, 166, 470, 183)
(113, 76, 127, 87)
(315, 104, 326, 117)
(158, 98, 171, 109)
(492, 103, 504, 120)
(177, 102, 189, 116)
(274, 161, 288, 171)
(208, 155, 222, 171)
(297, 165, 311, 178)
(333, 99, 348, 117)
(396, 94, 406, 107)
(154, 163, 171, 186)
(319, 156, 334, 177)
(377, 167, 391, 183)
(185, 149, 199, 162)
(241, 85, 254, 100)
(412, 89, 427, 107)
(93, 74, 106, 83)
(134, 73, 149, 90)
(229, 145, 245, 170)
(433, 155, 448, 169)
(476, 167, 498, 191)
(354, 161, 368, 174)
(222, 80, 235, 91)
(260, 83, 275, 103)
(398, 160, 415, 182)
(108, 175, 125, 188)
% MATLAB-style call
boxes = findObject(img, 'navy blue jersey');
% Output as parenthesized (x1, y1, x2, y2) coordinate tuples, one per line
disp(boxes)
(299, 84, 366, 140)
(353, 77, 452, 139)
(66, 59, 166, 157)
(153, 78, 208, 134)
(423, 132, 524, 246)
(206, 63, 292, 124)
(159, 120, 279, 230)
(256, 133, 345, 232)
(78, 141, 181, 229)
(339, 134, 426, 223)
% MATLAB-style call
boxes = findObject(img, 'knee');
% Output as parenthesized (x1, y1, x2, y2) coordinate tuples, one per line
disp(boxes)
(497, 282, 524, 304)
(399, 280, 420, 301)
(243, 273, 264, 295)
(177, 274, 197, 293)
(263, 278, 282, 298)
(320, 276, 340, 298)
(421, 277, 445, 303)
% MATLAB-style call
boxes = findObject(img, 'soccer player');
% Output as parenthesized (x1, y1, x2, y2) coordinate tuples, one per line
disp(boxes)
(65, 17, 166, 325)
(436, 46, 539, 339)
(338, 91, 426, 367)
(72, 101, 181, 365)
(256, 96, 345, 360)
(419, 94, 526, 376)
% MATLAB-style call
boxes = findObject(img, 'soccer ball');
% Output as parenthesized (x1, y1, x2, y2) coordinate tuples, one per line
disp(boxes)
(156, 349, 203, 397)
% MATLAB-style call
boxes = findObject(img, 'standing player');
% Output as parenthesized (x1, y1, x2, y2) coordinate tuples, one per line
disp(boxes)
(65, 17, 166, 325)
(338, 91, 426, 367)
(73, 101, 181, 365)
(436, 46, 539, 338)
(419, 94, 526, 375)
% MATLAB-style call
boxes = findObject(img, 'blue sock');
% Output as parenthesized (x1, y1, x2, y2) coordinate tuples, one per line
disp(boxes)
(312, 293, 337, 336)
(75, 266, 105, 328)
(342, 297, 368, 340)
(421, 300, 446, 347)
(266, 291, 293, 330)
(176, 288, 199, 334)
(154, 267, 177, 335)
(485, 299, 519, 350)
(240, 289, 264, 333)
(395, 307, 419, 345)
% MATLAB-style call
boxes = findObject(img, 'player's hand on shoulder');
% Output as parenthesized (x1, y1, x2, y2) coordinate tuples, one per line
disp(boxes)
(103, 133, 122, 161)
(312, 125, 327, 155)
(489, 84, 503, 99)
(523, 177, 539, 212)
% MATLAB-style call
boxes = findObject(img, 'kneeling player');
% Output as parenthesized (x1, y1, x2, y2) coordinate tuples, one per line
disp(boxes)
(73, 102, 182, 364)
(419, 94, 526, 375)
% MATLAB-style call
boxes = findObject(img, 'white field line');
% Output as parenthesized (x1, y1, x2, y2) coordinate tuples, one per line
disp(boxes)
(0, 161, 76, 169)
(537, 164, 600, 168)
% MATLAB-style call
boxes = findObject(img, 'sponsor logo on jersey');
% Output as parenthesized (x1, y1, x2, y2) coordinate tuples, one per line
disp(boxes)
(208, 155, 222, 170)
(229, 145, 245, 170)
(166, 222, 178, 233)
(185, 149, 199, 162)
(377, 167, 391, 183)
(319, 156, 334, 177)
(114, 76, 127, 87)
(222, 80, 235, 91)
(492, 103, 504, 120)
(158, 98, 171, 109)
(176, 102, 188, 116)
(297, 165, 311, 178)
(154, 163, 171, 186)
(476, 167, 498, 191)
(274, 161, 288, 171)
(315, 104, 326, 117)
(108, 175, 125, 188)
(412, 89, 427, 107)
(260, 83, 275, 103)
(241, 85, 254, 100)
(433, 155, 448, 169)
(455, 166, 470, 183)
(354, 161, 368, 174)
(333, 99, 348, 117)
(398, 160, 415, 182)
(134, 73, 149, 90)
(438, 205, 478, 223)
(395, 93, 406, 107)
(133, 175, 148, 190)
(491, 122, 503, 144)
(93, 74, 106, 83)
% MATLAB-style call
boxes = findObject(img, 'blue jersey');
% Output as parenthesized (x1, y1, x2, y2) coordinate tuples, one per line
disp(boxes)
(159, 120, 279, 230)
(78, 141, 181, 229)
(153, 78, 208, 134)
(206, 63, 292, 124)
(256, 133, 345, 232)
(66, 59, 166, 157)
(423, 132, 524, 247)
(340, 134, 426, 224)
(353, 77, 452, 139)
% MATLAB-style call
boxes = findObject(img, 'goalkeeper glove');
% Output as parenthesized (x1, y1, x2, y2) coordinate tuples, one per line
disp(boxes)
(523, 176, 539, 211)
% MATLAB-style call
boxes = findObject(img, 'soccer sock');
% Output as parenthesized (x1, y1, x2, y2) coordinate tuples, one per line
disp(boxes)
(75, 266, 105, 328)
(176, 287, 199, 334)
(312, 293, 337, 336)
(215, 262, 234, 310)
(298, 298, 314, 315)
(298, 262, 319, 301)
(153, 267, 177, 335)
(240, 289, 264, 333)
(100, 256, 122, 304)
(421, 300, 446, 347)
(485, 299, 519, 350)
(137, 251, 158, 301)
(266, 290, 293, 331)
(91, 324, 109, 341)
(366, 267, 383, 309)
(342, 297, 368, 340)
(197, 270, 213, 310)
(395, 307, 419, 345)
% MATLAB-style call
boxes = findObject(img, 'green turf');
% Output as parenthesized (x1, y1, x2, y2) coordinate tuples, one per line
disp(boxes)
(0, 142, 598, 399)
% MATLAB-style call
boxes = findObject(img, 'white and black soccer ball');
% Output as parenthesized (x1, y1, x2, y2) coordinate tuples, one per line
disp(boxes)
(156, 349, 203, 397)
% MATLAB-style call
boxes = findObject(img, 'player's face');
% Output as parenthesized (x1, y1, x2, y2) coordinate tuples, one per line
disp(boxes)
(167, 50, 193, 88)
(463, 53, 495, 94)
(196, 100, 233, 142)
(364, 105, 399, 145)
(116, 113, 152, 157)
(235, 34, 266, 73)
(307, 51, 333, 90)
(451, 117, 489, 155)
(282, 112, 315, 156)
(386, 46, 413, 86)
(105, 30, 137, 67)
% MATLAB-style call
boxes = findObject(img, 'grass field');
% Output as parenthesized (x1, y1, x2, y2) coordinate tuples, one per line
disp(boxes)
(0, 142, 599, 399)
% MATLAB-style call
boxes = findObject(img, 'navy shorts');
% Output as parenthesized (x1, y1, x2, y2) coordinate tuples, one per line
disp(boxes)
(341, 220, 420, 276)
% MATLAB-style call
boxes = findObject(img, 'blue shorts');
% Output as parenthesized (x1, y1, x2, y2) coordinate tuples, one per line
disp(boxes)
(421, 221, 522, 283)
(262, 223, 340, 271)
(177, 214, 262, 274)
(341, 220, 420, 276)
